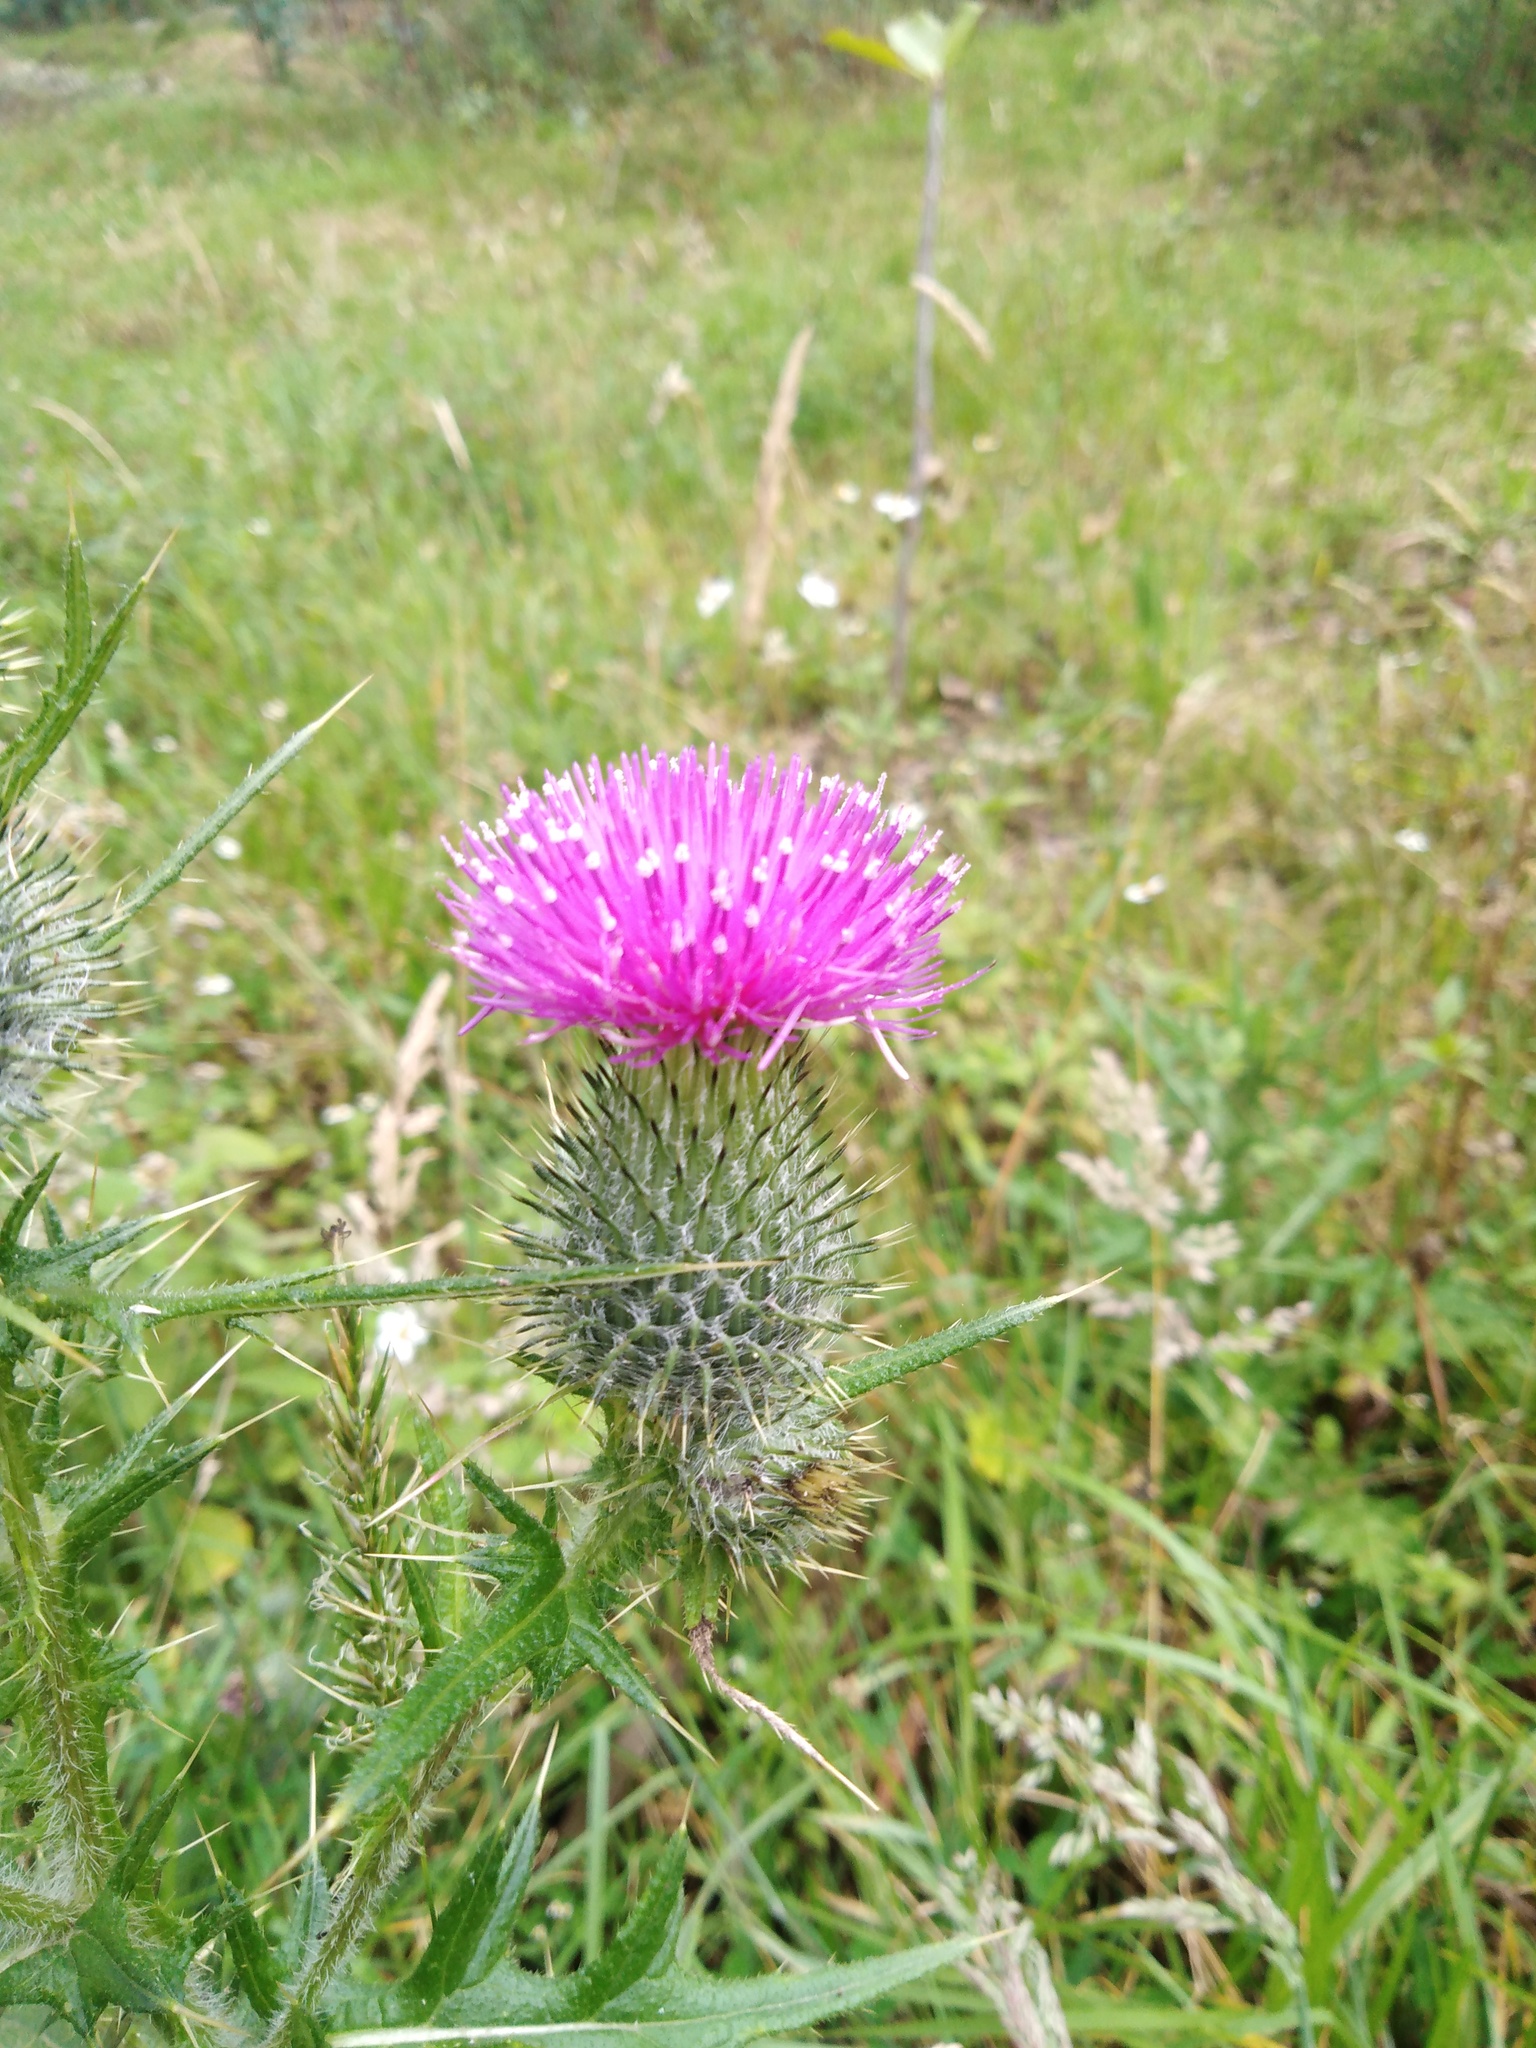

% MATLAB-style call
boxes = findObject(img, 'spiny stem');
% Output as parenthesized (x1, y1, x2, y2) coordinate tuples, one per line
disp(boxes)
(263, 1717, 470, 2048)
(0, 1359, 119, 1894)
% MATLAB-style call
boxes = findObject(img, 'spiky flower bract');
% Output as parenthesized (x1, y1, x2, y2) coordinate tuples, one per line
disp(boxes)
(447, 745, 966, 1073)
(516, 1053, 859, 1438)
(0, 827, 109, 1127)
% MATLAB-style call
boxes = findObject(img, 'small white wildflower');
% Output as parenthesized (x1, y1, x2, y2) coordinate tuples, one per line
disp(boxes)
(193, 973, 234, 998)
(873, 489, 921, 523)
(213, 835, 243, 861)
(151, 734, 179, 755)
(695, 576, 734, 619)
(1123, 873, 1167, 904)
(834, 480, 861, 505)
(760, 627, 795, 667)
(648, 361, 693, 424)
(246, 516, 272, 538)
(259, 697, 288, 721)
(373, 1305, 428, 1366)
(1394, 827, 1430, 854)
(545, 1897, 574, 1922)
(319, 1101, 357, 1126)
(797, 571, 839, 610)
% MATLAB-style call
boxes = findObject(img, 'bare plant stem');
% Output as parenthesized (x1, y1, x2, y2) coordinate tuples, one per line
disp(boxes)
(890, 82, 945, 706)
(1145, 1224, 1166, 1731)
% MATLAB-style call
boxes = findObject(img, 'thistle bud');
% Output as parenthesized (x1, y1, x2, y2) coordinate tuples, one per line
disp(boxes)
(0, 827, 109, 1128)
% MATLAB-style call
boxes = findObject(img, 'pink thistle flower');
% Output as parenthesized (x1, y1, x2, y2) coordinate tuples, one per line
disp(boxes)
(445, 747, 968, 1075)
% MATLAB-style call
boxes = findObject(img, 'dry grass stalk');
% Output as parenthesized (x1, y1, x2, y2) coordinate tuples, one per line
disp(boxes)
(738, 324, 813, 648)
(343, 970, 459, 1282)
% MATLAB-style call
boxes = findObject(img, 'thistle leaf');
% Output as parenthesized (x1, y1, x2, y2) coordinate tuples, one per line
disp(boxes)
(0, 1946, 87, 2033)
(60, 535, 90, 685)
(335, 1930, 984, 2048)
(59, 1440, 210, 1569)
(69, 1896, 179, 2020)
(836, 1291, 1063, 1399)
(108, 1776, 182, 1897)
(0, 543, 163, 825)
(0, 1155, 61, 1258)
(569, 1832, 687, 2019)
(338, 1522, 565, 1823)
(91, 676, 369, 949)
(401, 1798, 541, 2014)
(218, 1880, 282, 2020)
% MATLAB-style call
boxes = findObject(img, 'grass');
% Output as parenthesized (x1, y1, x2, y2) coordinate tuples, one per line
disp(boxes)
(4, 1, 1536, 2040)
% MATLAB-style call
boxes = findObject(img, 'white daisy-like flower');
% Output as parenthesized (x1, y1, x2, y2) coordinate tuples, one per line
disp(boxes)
(373, 1304, 429, 1366)
(873, 490, 920, 523)
(797, 571, 839, 611)
(1394, 827, 1430, 854)
(696, 576, 734, 619)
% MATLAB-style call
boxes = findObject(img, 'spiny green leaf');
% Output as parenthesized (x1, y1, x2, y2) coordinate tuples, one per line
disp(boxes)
(60, 534, 90, 684)
(69, 1896, 179, 2020)
(402, 1798, 541, 2015)
(339, 1526, 565, 1822)
(338, 1930, 985, 2048)
(836, 1291, 1063, 1399)
(0, 545, 163, 825)
(0, 1155, 61, 1259)
(219, 1879, 282, 2020)
(0, 1945, 87, 2034)
(90, 676, 368, 949)
(569, 1832, 687, 2019)
(108, 1775, 183, 1897)
(60, 1439, 210, 1568)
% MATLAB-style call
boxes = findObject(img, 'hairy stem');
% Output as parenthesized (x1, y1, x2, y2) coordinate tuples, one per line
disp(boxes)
(264, 1717, 470, 2048)
(0, 1358, 119, 1894)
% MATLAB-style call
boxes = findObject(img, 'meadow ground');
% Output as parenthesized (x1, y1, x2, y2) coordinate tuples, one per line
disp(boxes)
(4, 2, 1536, 2039)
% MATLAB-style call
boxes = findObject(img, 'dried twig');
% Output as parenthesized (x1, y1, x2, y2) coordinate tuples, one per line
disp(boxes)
(689, 1617, 878, 1812)
(739, 325, 814, 648)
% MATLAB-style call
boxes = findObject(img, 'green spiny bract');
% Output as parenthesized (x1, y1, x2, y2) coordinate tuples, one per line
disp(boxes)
(0, 828, 110, 1128)
(514, 1052, 862, 1441)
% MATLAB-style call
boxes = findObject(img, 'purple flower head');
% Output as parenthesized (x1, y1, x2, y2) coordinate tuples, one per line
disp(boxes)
(445, 747, 968, 1074)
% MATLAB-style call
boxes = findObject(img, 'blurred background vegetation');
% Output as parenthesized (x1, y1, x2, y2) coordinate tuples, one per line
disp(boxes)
(4, 0, 1536, 2040)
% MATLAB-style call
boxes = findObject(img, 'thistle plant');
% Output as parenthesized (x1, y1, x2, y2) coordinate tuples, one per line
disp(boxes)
(0, 538, 1060, 2048)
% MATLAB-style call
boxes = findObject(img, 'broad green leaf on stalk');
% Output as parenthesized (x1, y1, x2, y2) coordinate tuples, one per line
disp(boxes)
(400, 1799, 541, 2014)
(331, 1930, 984, 2048)
(884, 12, 948, 80)
(822, 26, 915, 73)
(338, 1515, 565, 1821)
(837, 1291, 1063, 1400)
